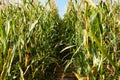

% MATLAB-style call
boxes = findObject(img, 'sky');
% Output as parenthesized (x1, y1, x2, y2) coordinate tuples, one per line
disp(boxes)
(55, 0, 68, 18)
(40, 0, 68, 18)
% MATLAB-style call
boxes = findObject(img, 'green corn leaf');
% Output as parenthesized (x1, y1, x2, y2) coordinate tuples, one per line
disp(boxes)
(60, 45, 75, 53)
(18, 64, 24, 80)
(29, 20, 38, 32)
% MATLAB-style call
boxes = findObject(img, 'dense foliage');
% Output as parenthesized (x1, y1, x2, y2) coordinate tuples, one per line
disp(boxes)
(0, 0, 120, 80)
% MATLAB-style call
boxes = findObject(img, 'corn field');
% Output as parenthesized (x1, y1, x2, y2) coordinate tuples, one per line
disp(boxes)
(0, 0, 120, 80)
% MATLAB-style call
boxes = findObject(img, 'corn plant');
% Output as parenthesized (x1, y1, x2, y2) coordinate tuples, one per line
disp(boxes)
(62, 0, 120, 80)
(0, 0, 61, 79)
(0, 0, 120, 80)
